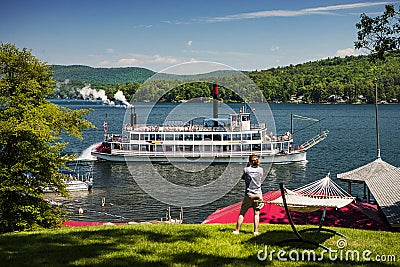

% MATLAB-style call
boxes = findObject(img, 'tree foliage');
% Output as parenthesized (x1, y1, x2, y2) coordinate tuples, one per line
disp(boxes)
(52, 65, 154, 84)
(355, 4, 400, 61)
(0, 43, 94, 232)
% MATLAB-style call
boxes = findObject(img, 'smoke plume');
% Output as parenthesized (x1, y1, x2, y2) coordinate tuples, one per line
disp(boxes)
(79, 85, 111, 104)
(114, 90, 132, 106)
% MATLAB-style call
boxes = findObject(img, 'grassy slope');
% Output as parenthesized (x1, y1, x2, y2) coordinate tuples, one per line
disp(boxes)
(0, 223, 398, 267)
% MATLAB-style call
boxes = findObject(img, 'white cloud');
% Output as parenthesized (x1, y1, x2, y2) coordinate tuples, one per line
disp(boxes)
(99, 60, 111, 66)
(189, 1, 390, 23)
(187, 40, 193, 46)
(271, 46, 280, 52)
(335, 48, 360, 57)
(184, 49, 254, 57)
(132, 24, 153, 29)
(152, 54, 179, 64)
(98, 53, 192, 70)
(117, 58, 139, 65)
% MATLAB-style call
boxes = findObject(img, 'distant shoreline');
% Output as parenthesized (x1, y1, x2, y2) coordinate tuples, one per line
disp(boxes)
(48, 99, 399, 105)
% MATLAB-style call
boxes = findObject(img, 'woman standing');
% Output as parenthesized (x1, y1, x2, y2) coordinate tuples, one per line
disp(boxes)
(233, 154, 264, 235)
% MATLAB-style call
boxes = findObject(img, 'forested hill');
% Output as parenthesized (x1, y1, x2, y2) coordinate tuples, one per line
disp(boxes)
(247, 54, 400, 103)
(52, 65, 155, 83)
(51, 54, 400, 103)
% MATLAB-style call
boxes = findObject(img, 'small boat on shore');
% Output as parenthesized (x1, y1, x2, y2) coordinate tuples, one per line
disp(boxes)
(43, 166, 93, 193)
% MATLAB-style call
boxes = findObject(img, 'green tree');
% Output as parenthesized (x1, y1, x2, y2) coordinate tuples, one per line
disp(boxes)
(355, 4, 400, 60)
(0, 43, 94, 232)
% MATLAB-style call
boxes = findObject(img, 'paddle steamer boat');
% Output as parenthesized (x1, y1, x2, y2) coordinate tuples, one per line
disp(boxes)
(92, 85, 328, 163)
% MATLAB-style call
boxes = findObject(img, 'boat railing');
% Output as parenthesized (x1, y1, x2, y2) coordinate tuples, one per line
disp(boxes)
(108, 149, 284, 158)
(104, 134, 130, 143)
(105, 132, 293, 144)
(125, 124, 225, 132)
(300, 130, 329, 151)
(123, 123, 267, 133)
(250, 123, 266, 129)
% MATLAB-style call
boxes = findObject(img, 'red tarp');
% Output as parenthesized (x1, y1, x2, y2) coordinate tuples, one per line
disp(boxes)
(202, 191, 391, 231)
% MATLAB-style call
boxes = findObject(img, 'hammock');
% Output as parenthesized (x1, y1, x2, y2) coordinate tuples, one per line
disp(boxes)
(268, 173, 355, 212)
(268, 173, 355, 251)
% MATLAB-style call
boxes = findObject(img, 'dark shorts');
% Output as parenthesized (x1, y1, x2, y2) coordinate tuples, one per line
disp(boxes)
(239, 194, 264, 215)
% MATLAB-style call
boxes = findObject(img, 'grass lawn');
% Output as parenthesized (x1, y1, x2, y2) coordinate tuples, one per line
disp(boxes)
(0, 223, 398, 266)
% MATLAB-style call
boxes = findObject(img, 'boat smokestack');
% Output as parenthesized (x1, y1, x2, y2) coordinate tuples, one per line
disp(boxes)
(212, 83, 218, 118)
(130, 105, 137, 127)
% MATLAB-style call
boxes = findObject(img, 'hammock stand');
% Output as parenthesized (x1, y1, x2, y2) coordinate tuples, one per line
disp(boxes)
(270, 174, 355, 250)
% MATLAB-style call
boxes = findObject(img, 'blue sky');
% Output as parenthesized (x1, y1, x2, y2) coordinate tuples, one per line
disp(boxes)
(0, 0, 395, 71)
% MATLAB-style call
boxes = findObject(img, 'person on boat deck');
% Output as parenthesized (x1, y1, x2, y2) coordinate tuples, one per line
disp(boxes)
(233, 154, 264, 235)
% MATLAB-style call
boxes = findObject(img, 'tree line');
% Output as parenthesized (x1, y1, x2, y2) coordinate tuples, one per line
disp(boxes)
(51, 53, 400, 104)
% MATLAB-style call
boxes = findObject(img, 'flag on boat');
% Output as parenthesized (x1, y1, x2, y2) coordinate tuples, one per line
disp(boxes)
(103, 121, 108, 133)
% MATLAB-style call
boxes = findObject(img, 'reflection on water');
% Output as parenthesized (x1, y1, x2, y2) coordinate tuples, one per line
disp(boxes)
(266, 161, 308, 190)
(50, 160, 309, 224)
(155, 162, 231, 186)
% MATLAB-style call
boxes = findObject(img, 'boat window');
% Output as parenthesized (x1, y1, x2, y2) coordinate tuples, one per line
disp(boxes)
(232, 144, 241, 151)
(262, 144, 272, 150)
(194, 134, 202, 141)
(131, 134, 139, 140)
(252, 132, 261, 140)
(204, 134, 212, 141)
(252, 144, 261, 151)
(113, 143, 121, 150)
(194, 145, 200, 152)
(241, 115, 250, 121)
(213, 134, 222, 141)
(223, 145, 230, 152)
(150, 134, 156, 140)
(156, 134, 164, 141)
(122, 144, 129, 150)
(185, 145, 192, 151)
(204, 145, 212, 151)
(273, 143, 280, 150)
(243, 133, 251, 140)
(140, 134, 148, 141)
(156, 145, 163, 152)
(131, 144, 139, 151)
(140, 145, 149, 151)
(184, 134, 193, 141)
(176, 134, 183, 141)
(242, 144, 251, 151)
(232, 134, 241, 140)
(163, 145, 173, 152)
(223, 134, 231, 141)
(165, 134, 174, 140)
(176, 145, 184, 152)
(213, 145, 222, 152)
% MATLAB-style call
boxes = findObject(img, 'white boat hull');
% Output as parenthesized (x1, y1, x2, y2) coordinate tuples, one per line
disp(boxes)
(43, 180, 93, 193)
(91, 151, 307, 164)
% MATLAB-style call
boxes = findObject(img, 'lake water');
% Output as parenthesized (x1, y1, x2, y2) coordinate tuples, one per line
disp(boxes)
(53, 101, 400, 223)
